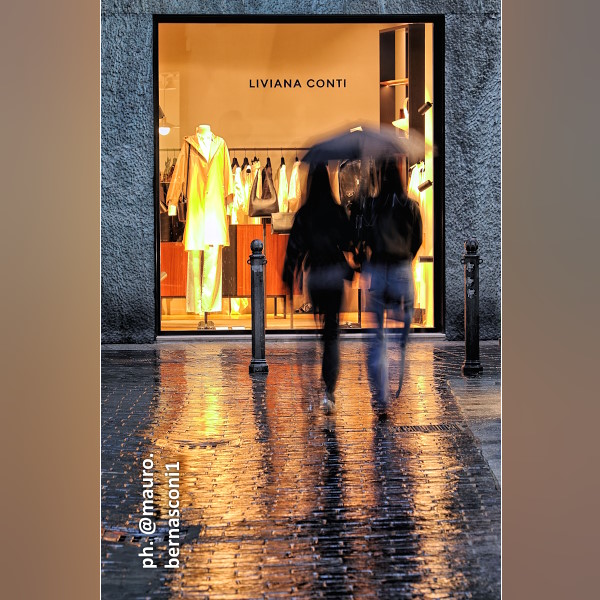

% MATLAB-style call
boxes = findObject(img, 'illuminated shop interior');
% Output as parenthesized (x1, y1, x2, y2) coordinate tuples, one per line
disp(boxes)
(157, 21, 438, 333)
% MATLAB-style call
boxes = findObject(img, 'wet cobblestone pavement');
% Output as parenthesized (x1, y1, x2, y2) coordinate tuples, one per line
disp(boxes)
(102, 340, 500, 599)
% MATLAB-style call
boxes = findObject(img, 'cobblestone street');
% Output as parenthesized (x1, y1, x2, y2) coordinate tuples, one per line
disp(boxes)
(101, 339, 501, 599)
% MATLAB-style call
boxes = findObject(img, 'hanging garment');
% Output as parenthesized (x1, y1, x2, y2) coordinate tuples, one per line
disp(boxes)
(416, 161, 432, 255)
(166, 133, 234, 251)
(407, 161, 424, 203)
(276, 162, 289, 212)
(231, 165, 245, 225)
(287, 160, 303, 213)
(248, 159, 262, 224)
(406, 161, 428, 304)
(239, 163, 253, 224)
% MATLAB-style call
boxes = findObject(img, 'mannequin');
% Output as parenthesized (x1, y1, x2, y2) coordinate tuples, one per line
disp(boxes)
(165, 123, 234, 322)
(191, 124, 216, 321)
(196, 124, 212, 160)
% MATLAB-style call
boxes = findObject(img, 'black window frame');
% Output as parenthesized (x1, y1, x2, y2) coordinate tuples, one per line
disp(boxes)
(153, 14, 445, 338)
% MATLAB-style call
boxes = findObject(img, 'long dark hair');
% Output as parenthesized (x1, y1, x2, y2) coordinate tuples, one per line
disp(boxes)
(305, 162, 336, 208)
(379, 157, 406, 200)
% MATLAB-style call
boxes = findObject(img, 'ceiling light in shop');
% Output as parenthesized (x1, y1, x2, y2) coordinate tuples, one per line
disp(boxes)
(158, 104, 174, 136)
(392, 98, 409, 132)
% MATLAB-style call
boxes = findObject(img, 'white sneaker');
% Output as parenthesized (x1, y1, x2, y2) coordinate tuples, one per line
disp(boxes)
(321, 392, 335, 414)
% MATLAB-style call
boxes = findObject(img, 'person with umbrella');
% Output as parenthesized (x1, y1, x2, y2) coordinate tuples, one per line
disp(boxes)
(363, 157, 423, 417)
(298, 125, 427, 415)
(301, 124, 420, 253)
(282, 162, 356, 414)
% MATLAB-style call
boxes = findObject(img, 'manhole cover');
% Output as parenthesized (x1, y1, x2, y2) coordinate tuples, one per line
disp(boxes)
(395, 423, 463, 433)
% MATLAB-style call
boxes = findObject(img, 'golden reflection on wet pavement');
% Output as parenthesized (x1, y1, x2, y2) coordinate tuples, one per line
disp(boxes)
(102, 341, 500, 599)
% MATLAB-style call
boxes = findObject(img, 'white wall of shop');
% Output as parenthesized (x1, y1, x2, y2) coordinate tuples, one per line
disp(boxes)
(158, 23, 395, 151)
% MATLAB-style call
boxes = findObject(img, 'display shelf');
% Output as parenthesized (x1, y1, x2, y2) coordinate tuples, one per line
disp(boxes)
(380, 78, 409, 87)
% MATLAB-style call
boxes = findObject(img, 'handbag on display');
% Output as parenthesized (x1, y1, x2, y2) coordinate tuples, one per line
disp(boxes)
(176, 191, 188, 223)
(176, 143, 192, 223)
(248, 167, 279, 217)
(271, 210, 296, 234)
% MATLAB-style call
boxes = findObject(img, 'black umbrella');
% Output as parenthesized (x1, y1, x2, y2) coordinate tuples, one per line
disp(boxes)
(301, 125, 411, 164)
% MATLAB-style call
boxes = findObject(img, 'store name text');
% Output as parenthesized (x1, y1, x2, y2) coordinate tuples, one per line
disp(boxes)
(249, 78, 347, 89)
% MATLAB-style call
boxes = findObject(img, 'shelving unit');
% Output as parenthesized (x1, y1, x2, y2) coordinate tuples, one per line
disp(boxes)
(380, 24, 436, 328)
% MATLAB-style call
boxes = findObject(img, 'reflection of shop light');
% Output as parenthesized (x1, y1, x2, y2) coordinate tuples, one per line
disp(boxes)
(418, 179, 433, 192)
(418, 101, 433, 115)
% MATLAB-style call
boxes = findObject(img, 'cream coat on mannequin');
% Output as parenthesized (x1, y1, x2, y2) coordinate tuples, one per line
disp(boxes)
(166, 126, 234, 313)
(166, 123, 215, 218)
(166, 128, 234, 249)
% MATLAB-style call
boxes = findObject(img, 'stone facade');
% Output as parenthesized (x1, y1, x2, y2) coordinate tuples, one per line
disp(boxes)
(101, 1, 501, 343)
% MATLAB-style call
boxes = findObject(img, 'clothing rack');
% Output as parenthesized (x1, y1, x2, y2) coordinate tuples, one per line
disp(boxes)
(228, 147, 309, 153)
(160, 147, 310, 152)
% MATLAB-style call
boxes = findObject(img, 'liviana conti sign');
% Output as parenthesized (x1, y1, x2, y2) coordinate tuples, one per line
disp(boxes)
(249, 77, 348, 89)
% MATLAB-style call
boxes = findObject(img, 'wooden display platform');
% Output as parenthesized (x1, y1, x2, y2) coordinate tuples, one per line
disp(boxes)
(160, 224, 290, 299)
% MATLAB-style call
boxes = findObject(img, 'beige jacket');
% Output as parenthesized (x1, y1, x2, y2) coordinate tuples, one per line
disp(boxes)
(167, 133, 234, 250)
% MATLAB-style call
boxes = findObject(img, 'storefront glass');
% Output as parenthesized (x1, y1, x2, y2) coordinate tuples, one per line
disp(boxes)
(157, 21, 439, 334)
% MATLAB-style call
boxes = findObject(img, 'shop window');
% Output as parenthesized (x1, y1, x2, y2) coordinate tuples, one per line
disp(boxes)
(157, 20, 439, 334)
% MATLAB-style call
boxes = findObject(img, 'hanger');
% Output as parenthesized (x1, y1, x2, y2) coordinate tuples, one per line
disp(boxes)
(253, 148, 258, 162)
(295, 148, 299, 162)
(265, 149, 271, 169)
(241, 153, 249, 169)
(231, 155, 239, 169)
(280, 148, 285, 166)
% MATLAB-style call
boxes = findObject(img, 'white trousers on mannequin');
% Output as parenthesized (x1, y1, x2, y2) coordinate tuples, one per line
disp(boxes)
(186, 246, 223, 314)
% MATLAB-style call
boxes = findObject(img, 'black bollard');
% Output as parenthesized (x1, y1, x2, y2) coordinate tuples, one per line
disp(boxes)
(461, 239, 483, 375)
(248, 239, 269, 373)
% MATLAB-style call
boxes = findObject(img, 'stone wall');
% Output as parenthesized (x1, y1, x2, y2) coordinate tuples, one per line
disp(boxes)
(101, 0, 501, 342)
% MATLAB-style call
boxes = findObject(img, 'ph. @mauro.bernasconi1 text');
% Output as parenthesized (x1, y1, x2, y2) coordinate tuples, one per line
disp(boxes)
(138, 453, 181, 569)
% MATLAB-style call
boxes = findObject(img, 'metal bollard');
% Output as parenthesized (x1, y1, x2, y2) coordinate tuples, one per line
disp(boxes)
(248, 239, 269, 374)
(461, 238, 483, 375)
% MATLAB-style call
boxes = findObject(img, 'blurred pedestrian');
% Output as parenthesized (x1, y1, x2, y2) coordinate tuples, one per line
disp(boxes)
(364, 158, 423, 417)
(283, 162, 356, 414)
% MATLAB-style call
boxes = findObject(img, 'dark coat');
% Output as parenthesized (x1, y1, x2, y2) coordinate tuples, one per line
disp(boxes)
(364, 192, 423, 264)
(282, 192, 354, 292)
